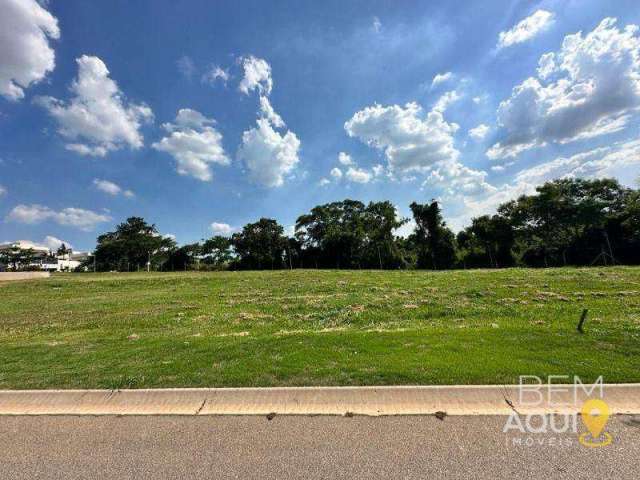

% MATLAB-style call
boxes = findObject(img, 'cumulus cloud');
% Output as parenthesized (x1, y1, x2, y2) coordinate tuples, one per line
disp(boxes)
(7, 204, 111, 231)
(152, 108, 230, 181)
(330, 167, 343, 179)
(469, 124, 490, 140)
(238, 56, 272, 96)
(431, 72, 453, 89)
(43, 235, 72, 251)
(345, 167, 372, 183)
(210, 222, 234, 236)
(318, 178, 331, 186)
(0, 184, 6, 196)
(236, 56, 300, 187)
(0, 0, 60, 100)
(488, 18, 640, 160)
(259, 95, 285, 128)
(93, 179, 134, 197)
(433, 90, 462, 113)
(497, 10, 555, 49)
(202, 65, 230, 85)
(345, 101, 460, 175)
(237, 118, 300, 187)
(338, 152, 353, 166)
(36, 55, 153, 157)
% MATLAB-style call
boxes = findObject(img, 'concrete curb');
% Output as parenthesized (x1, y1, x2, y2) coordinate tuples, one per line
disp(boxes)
(1, 385, 639, 416)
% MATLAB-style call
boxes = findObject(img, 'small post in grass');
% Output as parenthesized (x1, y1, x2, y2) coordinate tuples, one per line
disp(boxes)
(577, 309, 588, 334)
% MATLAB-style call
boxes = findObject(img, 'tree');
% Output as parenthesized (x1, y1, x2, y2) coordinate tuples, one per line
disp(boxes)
(231, 218, 288, 270)
(295, 199, 406, 269)
(296, 200, 367, 268)
(457, 215, 515, 268)
(409, 201, 456, 269)
(0, 246, 33, 271)
(499, 178, 629, 266)
(166, 243, 201, 271)
(200, 236, 234, 269)
(93, 217, 175, 271)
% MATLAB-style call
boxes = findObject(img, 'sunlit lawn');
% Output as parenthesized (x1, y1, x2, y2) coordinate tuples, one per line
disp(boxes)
(0, 267, 639, 389)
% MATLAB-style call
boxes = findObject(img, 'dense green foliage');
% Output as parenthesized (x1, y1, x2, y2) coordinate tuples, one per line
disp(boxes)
(91, 217, 176, 271)
(295, 200, 406, 269)
(87, 178, 640, 271)
(1, 268, 639, 388)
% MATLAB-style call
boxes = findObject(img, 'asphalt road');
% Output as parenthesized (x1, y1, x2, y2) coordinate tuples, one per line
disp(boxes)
(1, 415, 639, 479)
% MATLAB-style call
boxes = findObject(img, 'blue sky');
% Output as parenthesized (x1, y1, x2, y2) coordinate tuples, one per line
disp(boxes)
(2, 0, 640, 251)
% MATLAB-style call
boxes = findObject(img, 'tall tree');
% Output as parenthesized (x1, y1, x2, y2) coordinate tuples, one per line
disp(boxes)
(457, 215, 515, 268)
(231, 218, 287, 270)
(93, 217, 175, 271)
(200, 236, 234, 269)
(499, 178, 629, 266)
(409, 201, 456, 269)
(296, 200, 405, 269)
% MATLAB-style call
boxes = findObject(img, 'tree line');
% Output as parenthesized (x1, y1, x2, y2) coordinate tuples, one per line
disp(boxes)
(87, 177, 640, 272)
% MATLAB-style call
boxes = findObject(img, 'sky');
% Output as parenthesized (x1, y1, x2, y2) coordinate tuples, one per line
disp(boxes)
(2, 0, 640, 252)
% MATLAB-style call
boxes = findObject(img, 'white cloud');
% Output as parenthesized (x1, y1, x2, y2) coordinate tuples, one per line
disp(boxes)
(210, 222, 234, 236)
(513, 140, 640, 186)
(43, 235, 72, 251)
(469, 124, 490, 140)
(176, 55, 196, 79)
(372, 16, 382, 34)
(93, 179, 134, 197)
(7, 204, 111, 231)
(152, 108, 230, 182)
(318, 178, 331, 186)
(394, 219, 416, 238)
(237, 118, 300, 187)
(489, 18, 640, 160)
(433, 90, 462, 113)
(330, 167, 343, 179)
(0, 0, 59, 100)
(202, 65, 229, 85)
(497, 10, 555, 49)
(338, 152, 353, 166)
(0, 185, 6, 196)
(372, 164, 385, 177)
(238, 56, 272, 96)
(345, 166, 372, 183)
(36, 55, 153, 156)
(236, 55, 301, 187)
(431, 72, 453, 89)
(259, 95, 285, 128)
(345, 101, 460, 175)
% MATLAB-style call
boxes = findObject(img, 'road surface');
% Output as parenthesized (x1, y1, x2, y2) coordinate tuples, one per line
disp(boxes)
(1, 415, 638, 479)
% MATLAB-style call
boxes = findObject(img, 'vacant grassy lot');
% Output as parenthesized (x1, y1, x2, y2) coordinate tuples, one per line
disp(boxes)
(1, 268, 639, 389)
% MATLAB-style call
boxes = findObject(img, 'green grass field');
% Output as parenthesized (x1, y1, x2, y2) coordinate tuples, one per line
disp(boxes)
(1, 268, 639, 389)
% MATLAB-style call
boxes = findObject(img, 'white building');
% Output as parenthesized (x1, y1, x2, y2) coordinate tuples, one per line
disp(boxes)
(0, 241, 89, 272)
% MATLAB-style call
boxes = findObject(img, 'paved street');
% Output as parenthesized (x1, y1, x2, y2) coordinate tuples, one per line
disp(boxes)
(1, 415, 639, 479)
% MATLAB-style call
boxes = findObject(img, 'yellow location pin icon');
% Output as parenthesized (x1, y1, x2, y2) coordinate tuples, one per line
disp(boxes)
(579, 399, 612, 447)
